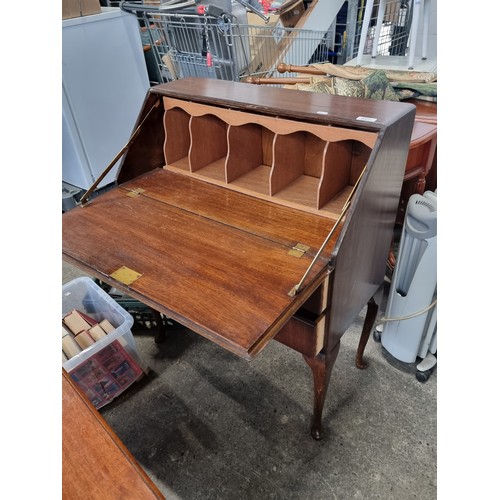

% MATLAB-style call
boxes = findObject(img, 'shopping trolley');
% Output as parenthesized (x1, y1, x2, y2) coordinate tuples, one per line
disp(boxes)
(120, 1, 333, 83)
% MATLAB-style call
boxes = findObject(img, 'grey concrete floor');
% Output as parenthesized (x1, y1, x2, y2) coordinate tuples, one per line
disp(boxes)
(63, 261, 437, 499)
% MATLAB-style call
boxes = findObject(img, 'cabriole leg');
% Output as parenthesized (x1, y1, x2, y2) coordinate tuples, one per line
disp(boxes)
(303, 342, 340, 440)
(355, 297, 379, 369)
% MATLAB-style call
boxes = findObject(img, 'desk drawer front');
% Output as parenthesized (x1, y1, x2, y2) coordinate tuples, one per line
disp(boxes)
(274, 311, 326, 358)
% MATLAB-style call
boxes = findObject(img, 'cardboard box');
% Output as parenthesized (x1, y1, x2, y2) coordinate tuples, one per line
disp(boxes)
(247, 38, 276, 75)
(248, 11, 281, 28)
(245, 1, 305, 74)
(246, 12, 282, 75)
(253, 3, 307, 27)
(62, 0, 101, 20)
(278, 0, 305, 28)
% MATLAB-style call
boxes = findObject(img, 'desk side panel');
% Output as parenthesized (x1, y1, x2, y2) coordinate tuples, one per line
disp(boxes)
(327, 108, 416, 345)
(116, 91, 166, 184)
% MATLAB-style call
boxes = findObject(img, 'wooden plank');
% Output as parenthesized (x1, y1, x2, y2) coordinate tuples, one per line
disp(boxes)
(138, 169, 337, 251)
(163, 107, 190, 165)
(226, 123, 264, 183)
(271, 132, 305, 195)
(229, 164, 272, 196)
(62, 173, 333, 358)
(159, 79, 412, 131)
(273, 175, 320, 210)
(189, 115, 227, 172)
(163, 96, 378, 148)
(304, 134, 326, 178)
(318, 141, 351, 209)
(62, 370, 164, 500)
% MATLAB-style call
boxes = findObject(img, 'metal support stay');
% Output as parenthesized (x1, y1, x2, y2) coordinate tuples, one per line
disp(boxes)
(288, 165, 367, 297)
(79, 98, 161, 206)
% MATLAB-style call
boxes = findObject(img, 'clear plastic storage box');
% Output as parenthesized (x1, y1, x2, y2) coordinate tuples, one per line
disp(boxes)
(62, 277, 144, 408)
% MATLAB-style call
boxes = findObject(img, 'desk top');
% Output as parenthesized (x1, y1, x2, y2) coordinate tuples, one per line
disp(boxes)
(62, 370, 164, 499)
(151, 77, 415, 130)
(62, 169, 337, 359)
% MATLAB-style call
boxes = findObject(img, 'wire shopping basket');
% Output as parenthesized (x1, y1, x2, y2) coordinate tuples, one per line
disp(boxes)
(121, 1, 332, 84)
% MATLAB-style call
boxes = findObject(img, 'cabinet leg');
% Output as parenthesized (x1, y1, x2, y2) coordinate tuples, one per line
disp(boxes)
(303, 342, 340, 440)
(355, 298, 379, 369)
(415, 173, 426, 195)
(153, 310, 167, 344)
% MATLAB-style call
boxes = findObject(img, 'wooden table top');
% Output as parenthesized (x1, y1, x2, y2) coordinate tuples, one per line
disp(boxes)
(62, 370, 164, 499)
(62, 169, 338, 359)
(408, 98, 437, 125)
(410, 120, 437, 146)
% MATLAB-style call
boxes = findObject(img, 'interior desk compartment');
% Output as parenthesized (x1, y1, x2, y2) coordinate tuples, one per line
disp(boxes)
(62, 277, 145, 409)
(162, 96, 377, 218)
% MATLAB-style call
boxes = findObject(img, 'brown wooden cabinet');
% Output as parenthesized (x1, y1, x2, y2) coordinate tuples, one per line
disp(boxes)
(62, 78, 415, 439)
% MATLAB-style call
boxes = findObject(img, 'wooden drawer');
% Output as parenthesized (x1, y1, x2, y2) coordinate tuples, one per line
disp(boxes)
(300, 274, 330, 316)
(274, 309, 326, 358)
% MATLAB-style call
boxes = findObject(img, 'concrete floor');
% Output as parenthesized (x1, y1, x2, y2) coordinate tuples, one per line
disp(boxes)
(63, 261, 437, 500)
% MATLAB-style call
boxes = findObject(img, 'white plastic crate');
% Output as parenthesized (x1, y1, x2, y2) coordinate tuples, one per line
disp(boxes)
(62, 276, 144, 408)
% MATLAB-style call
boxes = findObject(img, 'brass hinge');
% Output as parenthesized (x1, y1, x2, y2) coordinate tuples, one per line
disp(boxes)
(110, 266, 142, 285)
(288, 243, 310, 258)
(126, 188, 145, 198)
(288, 164, 367, 297)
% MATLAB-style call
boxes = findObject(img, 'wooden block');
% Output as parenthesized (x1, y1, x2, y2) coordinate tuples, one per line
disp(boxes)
(62, 334, 82, 359)
(74, 331, 95, 350)
(63, 310, 92, 335)
(99, 319, 116, 334)
(88, 324, 107, 341)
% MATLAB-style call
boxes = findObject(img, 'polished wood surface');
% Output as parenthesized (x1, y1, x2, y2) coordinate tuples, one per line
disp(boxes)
(241, 73, 437, 222)
(162, 97, 378, 147)
(143, 78, 414, 130)
(408, 98, 437, 125)
(62, 370, 164, 499)
(63, 78, 416, 438)
(63, 169, 335, 359)
(410, 99, 437, 193)
(397, 120, 437, 224)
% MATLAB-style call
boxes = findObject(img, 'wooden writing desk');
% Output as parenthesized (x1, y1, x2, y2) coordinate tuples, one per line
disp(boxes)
(62, 370, 164, 499)
(62, 78, 415, 439)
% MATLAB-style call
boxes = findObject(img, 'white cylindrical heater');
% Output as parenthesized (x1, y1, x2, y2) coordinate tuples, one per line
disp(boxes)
(380, 191, 437, 367)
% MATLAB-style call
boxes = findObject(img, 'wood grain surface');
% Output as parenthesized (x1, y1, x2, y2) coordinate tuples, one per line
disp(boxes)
(63, 170, 337, 359)
(62, 370, 164, 499)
